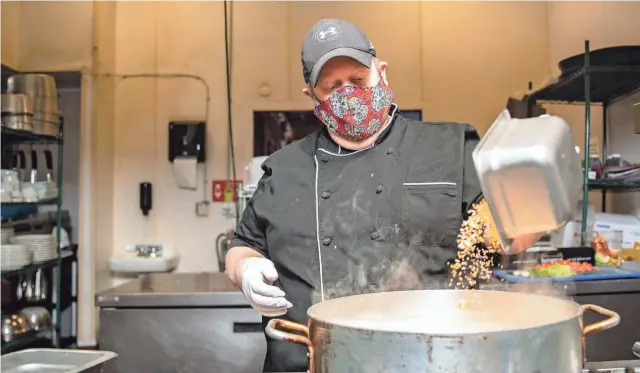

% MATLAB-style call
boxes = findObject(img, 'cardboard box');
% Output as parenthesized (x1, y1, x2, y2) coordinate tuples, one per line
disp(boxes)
(594, 213, 640, 249)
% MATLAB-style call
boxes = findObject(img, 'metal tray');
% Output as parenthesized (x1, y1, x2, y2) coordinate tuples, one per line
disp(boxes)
(1, 348, 117, 373)
(472, 109, 582, 250)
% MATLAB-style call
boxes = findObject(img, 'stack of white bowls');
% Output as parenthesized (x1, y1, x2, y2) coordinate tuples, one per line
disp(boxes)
(1, 244, 31, 270)
(20, 181, 58, 202)
(10, 234, 58, 263)
(1, 227, 15, 244)
(1, 169, 24, 203)
(7, 74, 60, 136)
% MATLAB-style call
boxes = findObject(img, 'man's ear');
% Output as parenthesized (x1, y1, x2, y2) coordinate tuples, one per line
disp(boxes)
(378, 60, 389, 85)
(302, 87, 312, 98)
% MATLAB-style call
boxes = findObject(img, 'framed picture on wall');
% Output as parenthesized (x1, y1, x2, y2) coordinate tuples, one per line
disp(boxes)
(253, 109, 422, 157)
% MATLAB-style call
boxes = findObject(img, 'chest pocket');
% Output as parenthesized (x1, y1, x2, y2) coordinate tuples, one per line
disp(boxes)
(401, 183, 460, 248)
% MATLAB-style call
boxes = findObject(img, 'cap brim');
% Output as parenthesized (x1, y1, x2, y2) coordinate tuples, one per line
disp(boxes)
(309, 48, 373, 87)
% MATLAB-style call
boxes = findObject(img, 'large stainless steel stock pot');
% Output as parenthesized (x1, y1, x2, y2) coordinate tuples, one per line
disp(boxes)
(266, 290, 620, 373)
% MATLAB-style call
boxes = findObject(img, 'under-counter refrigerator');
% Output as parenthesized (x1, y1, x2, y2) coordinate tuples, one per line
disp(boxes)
(96, 272, 266, 373)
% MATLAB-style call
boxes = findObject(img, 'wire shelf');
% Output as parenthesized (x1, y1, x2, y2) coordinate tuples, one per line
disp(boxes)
(527, 66, 640, 104)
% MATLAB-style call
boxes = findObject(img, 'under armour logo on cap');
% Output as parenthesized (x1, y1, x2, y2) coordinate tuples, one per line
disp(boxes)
(302, 18, 377, 86)
(315, 23, 342, 43)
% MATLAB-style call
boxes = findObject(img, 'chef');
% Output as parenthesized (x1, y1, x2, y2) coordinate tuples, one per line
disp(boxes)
(226, 18, 540, 372)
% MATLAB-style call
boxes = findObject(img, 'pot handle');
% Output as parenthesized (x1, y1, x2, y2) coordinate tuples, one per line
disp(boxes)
(265, 319, 311, 346)
(581, 304, 620, 336)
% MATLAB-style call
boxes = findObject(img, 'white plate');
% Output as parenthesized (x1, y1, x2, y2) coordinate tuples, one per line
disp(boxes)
(12, 234, 53, 239)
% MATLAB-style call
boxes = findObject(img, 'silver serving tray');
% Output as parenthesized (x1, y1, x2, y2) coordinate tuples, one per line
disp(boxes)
(1, 348, 117, 373)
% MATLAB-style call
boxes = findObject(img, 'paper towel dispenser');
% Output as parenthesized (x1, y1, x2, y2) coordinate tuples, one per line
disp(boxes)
(168, 121, 206, 163)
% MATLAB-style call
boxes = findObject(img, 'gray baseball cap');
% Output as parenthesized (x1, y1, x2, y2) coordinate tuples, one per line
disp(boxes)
(302, 18, 376, 87)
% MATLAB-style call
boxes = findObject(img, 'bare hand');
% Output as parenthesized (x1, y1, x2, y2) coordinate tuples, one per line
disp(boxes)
(506, 233, 543, 254)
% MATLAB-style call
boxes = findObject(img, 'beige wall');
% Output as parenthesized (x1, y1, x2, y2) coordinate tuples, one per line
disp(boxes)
(18, 1, 93, 71)
(1, 1, 21, 68)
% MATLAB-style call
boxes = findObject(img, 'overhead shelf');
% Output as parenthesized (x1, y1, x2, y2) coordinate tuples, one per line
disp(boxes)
(1, 127, 60, 143)
(0, 250, 74, 277)
(527, 66, 640, 103)
(526, 45, 640, 104)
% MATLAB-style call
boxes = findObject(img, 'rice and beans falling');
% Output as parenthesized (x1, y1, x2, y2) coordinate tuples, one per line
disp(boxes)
(448, 200, 501, 291)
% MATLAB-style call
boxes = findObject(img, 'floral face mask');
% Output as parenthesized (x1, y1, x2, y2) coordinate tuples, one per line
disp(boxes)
(313, 75, 394, 141)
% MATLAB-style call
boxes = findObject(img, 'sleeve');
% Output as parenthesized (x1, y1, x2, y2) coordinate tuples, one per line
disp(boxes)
(461, 124, 484, 218)
(228, 160, 272, 258)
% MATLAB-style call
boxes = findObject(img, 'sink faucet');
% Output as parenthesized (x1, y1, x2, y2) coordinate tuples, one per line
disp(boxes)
(136, 244, 163, 258)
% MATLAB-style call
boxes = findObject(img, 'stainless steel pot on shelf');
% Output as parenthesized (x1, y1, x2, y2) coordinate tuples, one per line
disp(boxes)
(266, 290, 620, 373)
(1, 93, 33, 114)
(7, 74, 58, 98)
(1, 93, 35, 131)
(6, 74, 61, 136)
(1, 114, 35, 132)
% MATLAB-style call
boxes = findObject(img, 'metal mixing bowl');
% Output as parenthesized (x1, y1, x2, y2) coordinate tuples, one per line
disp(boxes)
(20, 307, 52, 331)
(1, 313, 33, 342)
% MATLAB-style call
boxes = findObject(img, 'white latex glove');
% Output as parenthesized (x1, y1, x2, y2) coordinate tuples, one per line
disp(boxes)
(241, 257, 292, 317)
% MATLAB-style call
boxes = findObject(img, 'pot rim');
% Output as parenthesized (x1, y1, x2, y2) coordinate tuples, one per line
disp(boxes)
(306, 289, 584, 335)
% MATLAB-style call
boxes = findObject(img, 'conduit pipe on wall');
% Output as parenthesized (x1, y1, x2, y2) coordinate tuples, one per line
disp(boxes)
(92, 72, 211, 202)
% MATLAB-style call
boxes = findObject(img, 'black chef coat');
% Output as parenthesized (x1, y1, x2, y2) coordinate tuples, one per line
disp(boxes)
(229, 105, 483, 372)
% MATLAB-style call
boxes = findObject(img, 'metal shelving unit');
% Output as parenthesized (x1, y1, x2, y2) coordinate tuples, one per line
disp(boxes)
(525, 41, 640, 244)
(1, 117, 70, 353)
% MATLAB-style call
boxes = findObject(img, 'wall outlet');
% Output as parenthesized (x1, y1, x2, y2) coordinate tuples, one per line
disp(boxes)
(221, 203, 235, 219)
(196, 201, 209, 217)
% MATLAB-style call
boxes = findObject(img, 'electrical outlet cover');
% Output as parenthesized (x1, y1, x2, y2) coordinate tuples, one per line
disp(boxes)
(196, 201, 209, 216)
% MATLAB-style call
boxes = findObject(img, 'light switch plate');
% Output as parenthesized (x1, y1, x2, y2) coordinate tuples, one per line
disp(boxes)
(196, 201, 209, 216)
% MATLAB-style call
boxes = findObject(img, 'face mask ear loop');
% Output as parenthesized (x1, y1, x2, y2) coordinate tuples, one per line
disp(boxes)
(309, 83, 323, 105)
(374, 65, 387, 88)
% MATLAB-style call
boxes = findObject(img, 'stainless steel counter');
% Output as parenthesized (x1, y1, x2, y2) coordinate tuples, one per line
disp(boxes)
(96, 272, 249, 307)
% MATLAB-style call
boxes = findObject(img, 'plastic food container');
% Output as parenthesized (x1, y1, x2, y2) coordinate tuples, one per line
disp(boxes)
(472, 110, 583, 252)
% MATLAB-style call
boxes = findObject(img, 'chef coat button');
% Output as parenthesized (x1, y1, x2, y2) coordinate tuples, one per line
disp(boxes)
(322, 237, 332, 246)
(320, 155, 329, 163)
(386, 147, 395, 155)
(375, 185, 384, 194)
(321, 191, 330, 199)
(370, 232, 380, 240)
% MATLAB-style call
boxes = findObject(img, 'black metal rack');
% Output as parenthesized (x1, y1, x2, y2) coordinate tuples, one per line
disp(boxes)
(1, 70, 78, 353)
(525, 41, 640, 243)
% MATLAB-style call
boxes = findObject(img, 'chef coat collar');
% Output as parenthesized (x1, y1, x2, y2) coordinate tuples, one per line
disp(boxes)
(316, 104, 400, 154)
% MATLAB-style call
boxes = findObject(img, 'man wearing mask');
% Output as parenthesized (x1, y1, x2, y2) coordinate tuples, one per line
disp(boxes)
(226, 19, 540, 372)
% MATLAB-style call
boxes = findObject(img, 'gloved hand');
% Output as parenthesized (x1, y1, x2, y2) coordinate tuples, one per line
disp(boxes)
(241, 257, 292, 317)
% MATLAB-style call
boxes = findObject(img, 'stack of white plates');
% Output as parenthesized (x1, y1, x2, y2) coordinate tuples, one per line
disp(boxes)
(1, 228, 15, 244)
(10, 234, 58, 263)
(1, 244, 31, 270)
